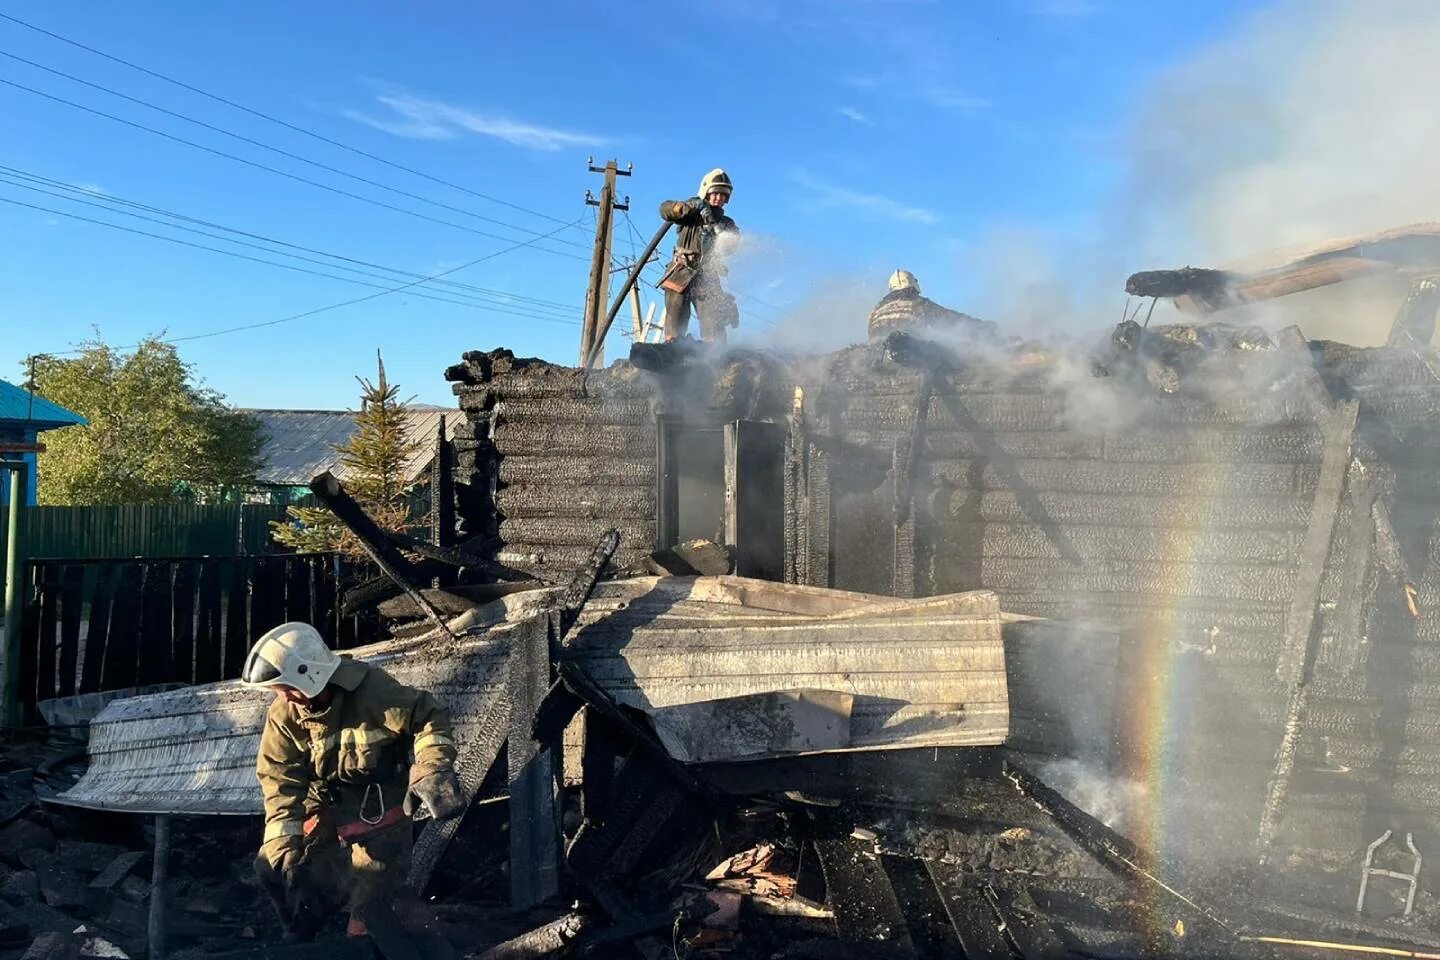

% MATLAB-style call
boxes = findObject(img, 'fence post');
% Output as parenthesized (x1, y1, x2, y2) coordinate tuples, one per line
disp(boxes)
(1, 461, 29, 728)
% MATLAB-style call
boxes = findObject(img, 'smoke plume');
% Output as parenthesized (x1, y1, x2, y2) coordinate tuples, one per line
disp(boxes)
(974, 0, 1440, 346)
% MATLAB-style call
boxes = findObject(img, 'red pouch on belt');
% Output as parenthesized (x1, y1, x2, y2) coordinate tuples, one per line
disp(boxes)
(336, 806, 407, 846)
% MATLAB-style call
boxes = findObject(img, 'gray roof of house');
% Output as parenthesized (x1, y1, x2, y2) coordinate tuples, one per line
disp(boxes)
(244, 406, 455, 486)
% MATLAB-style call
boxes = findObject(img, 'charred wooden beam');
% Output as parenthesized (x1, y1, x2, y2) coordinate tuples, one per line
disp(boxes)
(1388, 277, 1440, 348)
(1002, 759, 1248, 948)
(556, 529, 620, 640)
(474, 913, 589, 960)
(376, 581, 544, 620)
(309, 472, 457, 640)
(1257, 399, 1360, 858)
(408, 692, 510, 893)
(1131, 251, 1414, 316)
(1125, 267, 1233, 302)
(389, 532, 529, 581)
(432, 414, 455, 551)
(628, 337, 711, 375)
(508, 533, 617, 909)
(923, 863, 1008, 960)
(811, 835, 915, 955)
(509, 613, 560, 910)
(351, 901, 424, 960)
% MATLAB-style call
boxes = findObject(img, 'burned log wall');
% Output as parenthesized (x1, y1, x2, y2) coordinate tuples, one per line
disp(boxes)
(446, 349, 660, 579)
(446, 340, 1440, 897)
(807, 341, 1440, 888)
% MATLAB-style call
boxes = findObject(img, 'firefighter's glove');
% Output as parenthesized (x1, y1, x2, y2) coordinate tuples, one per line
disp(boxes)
(403, 769, 466, 821)
(698, 202, 718, 225)
(256, 836, 305, 875)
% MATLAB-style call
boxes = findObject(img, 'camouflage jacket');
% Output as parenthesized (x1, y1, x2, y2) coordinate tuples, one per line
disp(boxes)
(659, 197, 739, 283)
(867, 289, 997, 341)
(255, 658, 456, 862)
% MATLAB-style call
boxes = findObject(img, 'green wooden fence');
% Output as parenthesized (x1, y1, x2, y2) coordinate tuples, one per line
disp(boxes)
(0, 503, 296, 582)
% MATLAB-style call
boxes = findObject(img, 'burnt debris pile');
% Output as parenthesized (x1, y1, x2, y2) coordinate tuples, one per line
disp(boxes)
(439, 325, 1440, 931)
(10, 308, 1440, 958)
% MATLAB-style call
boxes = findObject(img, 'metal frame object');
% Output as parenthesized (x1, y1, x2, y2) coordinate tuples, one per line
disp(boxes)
(1357, 829, 1422, 917)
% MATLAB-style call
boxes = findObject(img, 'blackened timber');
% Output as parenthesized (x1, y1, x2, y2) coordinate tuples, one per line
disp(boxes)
(57, 564, 83, 696)
(812, 835, 916, 954)
(1259, 399, 1360, 857)
(389, 532, 526, 581)
(309, 471, 455, 639)
(351, 901, 424, 960)
(922, 863, 1009, 960)
(555, 662, 705, 795)
(35, 565, 58, 702)
(564, 752, 670, 919)
(986, 884, 1066, 960)
(433, 414, 455, 552)
(507, 613, 559, 909)
(1002, 759, 1242, 943)
(408, 692, 510, 893)
(556, 529, 620, 640)
(1329, 461, 1380, 677)
(1125, 267, 1233, 302)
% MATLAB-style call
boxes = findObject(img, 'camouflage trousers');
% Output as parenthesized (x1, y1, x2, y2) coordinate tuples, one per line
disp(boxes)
(664, 279, 738, 343)
(255, 820, 412, 940)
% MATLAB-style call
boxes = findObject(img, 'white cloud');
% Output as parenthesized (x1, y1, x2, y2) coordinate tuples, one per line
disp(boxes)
(792, 170, 938, 224)
(837, 106, 874, 124)
(345, 92, 605, 152)
(841, 73, 891, 90)
(920, 86, 992, 112)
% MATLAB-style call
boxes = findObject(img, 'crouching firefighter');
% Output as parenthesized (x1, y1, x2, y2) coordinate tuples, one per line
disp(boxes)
(658, 167, 740, 343)
(241, 622, 465, 940)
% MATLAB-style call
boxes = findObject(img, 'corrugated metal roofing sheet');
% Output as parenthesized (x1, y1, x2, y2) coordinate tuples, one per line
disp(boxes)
(0, 379, 87, 430)
(55, 578, 1011, 815)
(245, 406, 457, 486)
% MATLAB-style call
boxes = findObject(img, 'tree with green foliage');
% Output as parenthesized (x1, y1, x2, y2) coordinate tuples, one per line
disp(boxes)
(270, 353, 422, 556)
(28, 336, 262, 505)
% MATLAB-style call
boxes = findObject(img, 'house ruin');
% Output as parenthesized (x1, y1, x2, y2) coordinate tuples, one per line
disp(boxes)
(443, 287, 1440, 899)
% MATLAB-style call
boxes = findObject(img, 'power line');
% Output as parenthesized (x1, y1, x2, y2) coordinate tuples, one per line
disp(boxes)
(0, 193, 583, 324)
(0, 10, 586, 233)
(0, 164, 581, 314)
(32, 215, 589, 356)
(0, 76, 590, 262)
(0, 48, 591, 252)
(0, 174, 580, 320)
(164, 215, 588, 345)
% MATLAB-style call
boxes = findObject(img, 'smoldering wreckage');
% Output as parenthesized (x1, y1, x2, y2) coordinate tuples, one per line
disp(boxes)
(10, 226, 1440, 960)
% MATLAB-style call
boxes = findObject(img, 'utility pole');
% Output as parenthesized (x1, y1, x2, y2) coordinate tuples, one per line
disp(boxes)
(580, 159, 630, 367)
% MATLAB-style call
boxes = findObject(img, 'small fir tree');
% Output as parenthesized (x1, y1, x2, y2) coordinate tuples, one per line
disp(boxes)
(270, 352, 422, 556)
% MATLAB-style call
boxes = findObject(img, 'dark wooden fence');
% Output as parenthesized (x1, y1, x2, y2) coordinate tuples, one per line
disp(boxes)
(0, 502, 299, 584)
(16, 553, 380, 710)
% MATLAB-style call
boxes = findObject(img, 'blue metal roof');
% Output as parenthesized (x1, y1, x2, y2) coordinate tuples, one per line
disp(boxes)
(0, 379, 87, 430)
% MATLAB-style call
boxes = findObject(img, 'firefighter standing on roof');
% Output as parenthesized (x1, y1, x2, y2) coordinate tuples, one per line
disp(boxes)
(242, 622, 464, 941)
(658, 168, 740, 343)
(867, 269, 998, 342)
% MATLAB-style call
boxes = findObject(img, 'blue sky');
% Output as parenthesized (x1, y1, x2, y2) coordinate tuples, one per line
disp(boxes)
(0, 0, 1256, 409)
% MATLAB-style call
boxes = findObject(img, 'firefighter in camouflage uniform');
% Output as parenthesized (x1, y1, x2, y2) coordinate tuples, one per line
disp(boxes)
(658, 167, 741, 343)
(867, 269, 997, 342)
(242, 622, 464, 940)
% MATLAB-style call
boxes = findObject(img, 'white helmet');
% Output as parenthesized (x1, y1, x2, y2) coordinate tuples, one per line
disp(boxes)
(698, 168, 733, 200)
(241, 622, 340, 698)
(889, 270, 920, 294)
